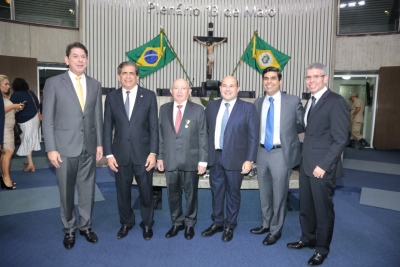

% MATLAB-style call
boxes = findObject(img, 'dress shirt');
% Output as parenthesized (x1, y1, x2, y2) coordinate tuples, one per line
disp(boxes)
(260, 91, 282, 145)
(122, 85, 138, 120)
(215, 98, 237, 150)
(173, 100, 207, 167)
(68, 70, 87, 103)
(304, 86, 328, 127)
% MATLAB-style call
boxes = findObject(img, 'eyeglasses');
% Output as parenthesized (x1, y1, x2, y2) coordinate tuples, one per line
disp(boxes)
(172, 88, 188, 91)
(305, 75, 325, 80)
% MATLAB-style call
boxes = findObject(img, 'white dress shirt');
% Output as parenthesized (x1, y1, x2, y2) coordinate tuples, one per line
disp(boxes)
(304, 86, 328, 127)
(260, 91, 282, 145)
(215, 98, 237, 150)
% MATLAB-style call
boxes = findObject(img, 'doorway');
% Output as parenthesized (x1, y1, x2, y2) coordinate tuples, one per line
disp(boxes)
(332, 75, 379, 148)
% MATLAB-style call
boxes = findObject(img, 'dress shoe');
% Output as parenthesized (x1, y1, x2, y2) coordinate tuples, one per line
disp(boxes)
(184, 226, 195, 240)
(308, 253, 327, 266)
(117, 225, 133, 239)
(287, 240, 316, 249)
(79, 228, 98, 243)
(262, 233, 281, 245)
(1, 178, 16, 190)
(63, 232, 75, 250)
(250, 226, 269, 235)
(23, 165, 35, 172)
(165, 225, 184, 238)
(201, 224, 224, 237)
(359, 139, 368, 150)
(222, 228, 234, 242)
(346, 140, 355, 148)
(140, 222, 153, 240)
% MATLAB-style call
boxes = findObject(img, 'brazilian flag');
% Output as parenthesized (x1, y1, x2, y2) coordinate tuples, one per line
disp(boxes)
(125, 33, 176, 78)
(241, 35, 291, 73)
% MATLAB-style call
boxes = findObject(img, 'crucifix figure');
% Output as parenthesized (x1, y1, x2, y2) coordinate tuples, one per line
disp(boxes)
(194, 22, 227, 79)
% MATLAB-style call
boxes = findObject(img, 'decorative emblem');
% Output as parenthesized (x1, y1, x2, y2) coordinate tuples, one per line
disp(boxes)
(185, 119, 191, 128)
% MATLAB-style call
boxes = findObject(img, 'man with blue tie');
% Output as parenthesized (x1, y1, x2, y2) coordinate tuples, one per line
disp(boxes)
(201, 76, 259, 242)
(103, 61, 158, 241)
(251, 67, 304, 245)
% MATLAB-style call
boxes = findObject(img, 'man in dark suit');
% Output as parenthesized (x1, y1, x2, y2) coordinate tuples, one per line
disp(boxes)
(252, 67, 304, 245)
(42, 42, 103, 249)
(201, 76, 259, 242)
(287, 63, 349, 266)
(103, 61, 158, 241)
(157, 78, 208, 240)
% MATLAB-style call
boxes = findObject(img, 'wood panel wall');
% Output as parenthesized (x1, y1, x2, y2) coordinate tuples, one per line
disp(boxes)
(0, 55, 37, 93)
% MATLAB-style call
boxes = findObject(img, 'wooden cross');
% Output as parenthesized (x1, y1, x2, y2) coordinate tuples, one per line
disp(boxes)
(194, 22, 227, 79)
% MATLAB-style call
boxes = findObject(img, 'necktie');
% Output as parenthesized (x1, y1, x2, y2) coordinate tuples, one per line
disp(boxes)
(307, 96, 316, 122)
(175, 105, 183, 133)
(264, 97, 274, 151)
(75, 76, 84, 111)
(220, 103, 230, 149)
(125, 91, 130, 118)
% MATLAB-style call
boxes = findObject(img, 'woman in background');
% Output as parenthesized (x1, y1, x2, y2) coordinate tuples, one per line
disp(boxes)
(0, 75, 24, 190)
(10, 78, 41, 172)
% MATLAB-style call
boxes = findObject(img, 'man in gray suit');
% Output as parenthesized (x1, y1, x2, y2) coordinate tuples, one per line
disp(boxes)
(42, 42, 103, 250)
(157, 78, 208, 240)
(252, 67, 304, 245)
(287, 63, 349, 266)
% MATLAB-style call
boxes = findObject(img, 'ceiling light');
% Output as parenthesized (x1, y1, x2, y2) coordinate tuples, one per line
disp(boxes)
(384, 10, 389, 15)
(358, 1, 365, 5)
(348, 2, 357, 7)
(342, 76, 351, 80)
(340, 4, 347, 8)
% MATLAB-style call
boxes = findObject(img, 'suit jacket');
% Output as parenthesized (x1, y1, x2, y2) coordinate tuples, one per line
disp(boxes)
(302, 89, 349, 179)
(103, 86, 158, 166)
(42, 71, 103, 157)
(254, 93, 304, 168)
(158, 101, 208, 172)
(205, 98, 259, 170)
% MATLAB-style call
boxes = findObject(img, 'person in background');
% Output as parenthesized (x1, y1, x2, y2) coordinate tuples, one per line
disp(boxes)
(0, 75, 25, 190)
(10, 78, 41, 172)
(347, 93, 367, 149)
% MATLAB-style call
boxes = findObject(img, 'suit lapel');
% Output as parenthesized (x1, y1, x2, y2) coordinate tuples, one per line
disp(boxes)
(166, 102, 174, 132)
(114, 88, 128, 120)
(308, 89, 331, 122)
(62, 72, 82, 113)
(280, 93, 288, 132)
(130, 86, 145, 121)
(83, 76, 95, 115)
(179, 101, 194, 134)
(227, 98, 242, 128)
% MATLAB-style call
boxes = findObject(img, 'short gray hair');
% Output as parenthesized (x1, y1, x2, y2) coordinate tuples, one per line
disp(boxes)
(306, 62, 327, 76)
(117, 61, 139, 76)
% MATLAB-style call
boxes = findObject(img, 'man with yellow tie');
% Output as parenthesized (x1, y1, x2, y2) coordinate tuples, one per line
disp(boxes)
(42, 42, 103, 250)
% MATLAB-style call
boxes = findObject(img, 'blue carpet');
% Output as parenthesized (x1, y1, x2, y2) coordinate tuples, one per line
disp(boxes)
(344, 159, 400, 175)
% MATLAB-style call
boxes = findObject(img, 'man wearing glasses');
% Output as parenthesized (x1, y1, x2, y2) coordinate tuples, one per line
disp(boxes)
(157, 79, 208, 240)
(287, 63, 349, 266)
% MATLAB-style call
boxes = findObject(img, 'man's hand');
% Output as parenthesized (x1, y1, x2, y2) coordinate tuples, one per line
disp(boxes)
(96, 146, 103, 161)
(157, 160, 164, 172)
(107, 156, 119, 172)
(198, 166, 206, 175)
(313, 166, 326, 179)
(48, 151, 62, 168)
(241, 161, 253, 174)
(145, 154, 156, 172)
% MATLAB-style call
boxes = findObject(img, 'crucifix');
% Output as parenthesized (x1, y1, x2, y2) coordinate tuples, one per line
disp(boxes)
(194, 22, 227, 79)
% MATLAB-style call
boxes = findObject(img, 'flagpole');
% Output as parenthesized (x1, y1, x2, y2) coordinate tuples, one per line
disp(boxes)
(231, 31, 258, 76)
(161, 29, 194, 87)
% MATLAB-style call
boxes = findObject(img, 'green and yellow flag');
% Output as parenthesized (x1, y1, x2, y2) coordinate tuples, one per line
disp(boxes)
(241, 34, 291, 73)
(125, 33, 176, 78)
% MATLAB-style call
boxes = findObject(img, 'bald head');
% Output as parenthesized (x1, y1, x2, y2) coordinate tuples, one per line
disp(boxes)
(170, 78, 191, 104)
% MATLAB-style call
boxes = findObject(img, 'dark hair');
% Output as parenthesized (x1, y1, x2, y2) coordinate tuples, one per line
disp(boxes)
(262, 67, 282, 81)
(12, 78, 29, 92)
(117, 61, 139, 76)
(66, 42, 88, 57)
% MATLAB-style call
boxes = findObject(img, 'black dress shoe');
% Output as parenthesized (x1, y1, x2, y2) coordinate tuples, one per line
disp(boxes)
(250, 226, 269, 235)
(165, 225, 185, 238)
(79, 228, 98, 243)
(140, 222, 153, 240)
(201, 224, 224, 237)
(262, 233, 281, 245)
(222, 228, 234, 242)
(63, 232, 75, 250)
(308, 253, 327, 266)
(117, 225, 133, 239)
(287, 240, 316, 249)
(184, 226, 195, 240)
